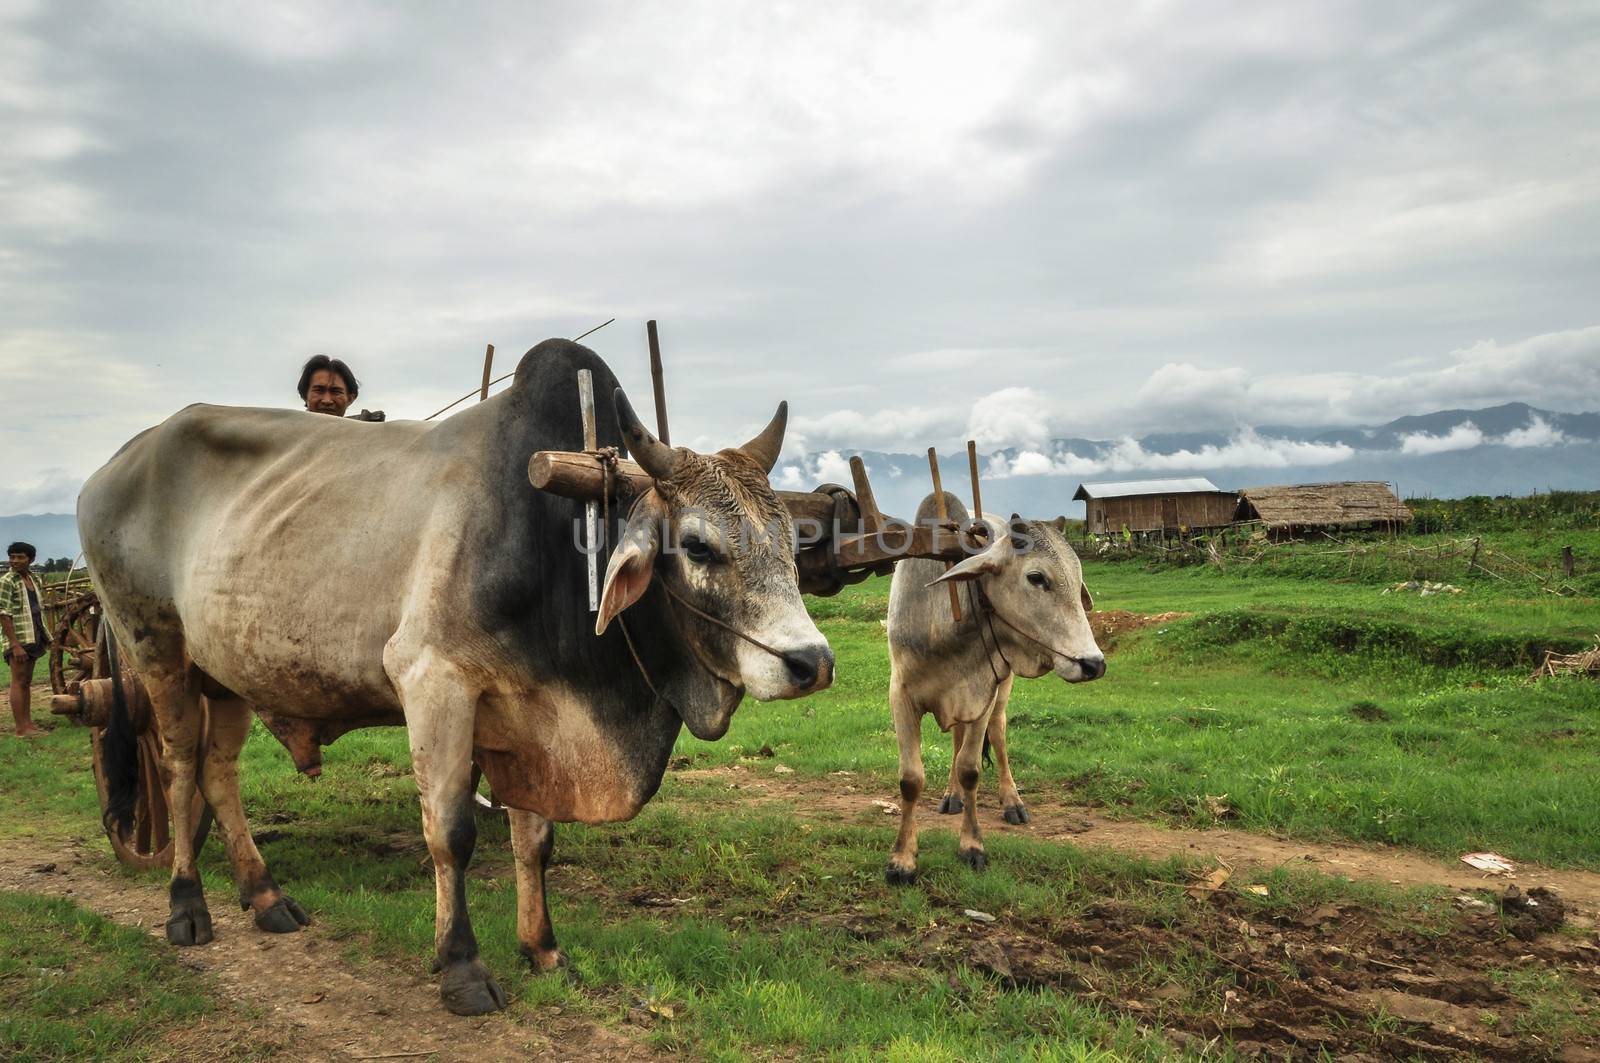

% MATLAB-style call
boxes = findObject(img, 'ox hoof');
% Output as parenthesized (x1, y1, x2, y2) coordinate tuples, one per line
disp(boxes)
(1002, 804, 1031, 825)
(440, 959, 507, 1016)
(519, 944, 568, 973)
(937, 794, 963, 815)
(254, 895, 310, 934)
(165, 905, 214, 947)
(884, 862, 918, 887)
(957, 847, 989, 872)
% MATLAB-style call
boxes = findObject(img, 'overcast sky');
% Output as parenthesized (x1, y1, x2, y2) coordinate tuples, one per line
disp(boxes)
(3, 0, 1598, 513)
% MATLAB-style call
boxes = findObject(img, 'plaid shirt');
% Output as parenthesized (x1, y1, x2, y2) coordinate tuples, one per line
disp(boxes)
(0, 566, 45, 646)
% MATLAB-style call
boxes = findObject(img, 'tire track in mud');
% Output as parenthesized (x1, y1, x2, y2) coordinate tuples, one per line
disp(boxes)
(0, 835, 656, 1063)
(681, 766, 1600, 1060)
(682, 764, 1600, 917)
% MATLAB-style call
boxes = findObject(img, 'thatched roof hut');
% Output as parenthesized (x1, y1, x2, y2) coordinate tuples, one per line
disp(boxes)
(1235, 482, 1411, 530)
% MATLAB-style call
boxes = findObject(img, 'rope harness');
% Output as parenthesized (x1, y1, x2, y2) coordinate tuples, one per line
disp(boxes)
(964, 581, 1006, 684)
(595, 448, 794, 709)
(966, 577, 1097, 683)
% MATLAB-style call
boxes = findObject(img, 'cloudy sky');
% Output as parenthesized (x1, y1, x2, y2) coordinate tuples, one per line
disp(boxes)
(3, 0, 1598, 513)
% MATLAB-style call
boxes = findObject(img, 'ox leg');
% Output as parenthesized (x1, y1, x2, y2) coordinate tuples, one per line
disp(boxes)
(954, 706, 991, 871)
(986, 678, 1027, 825)
(200, 698, 308, 933)
(938, 723, 967, 815)
(142, 668, 213, 946)
(885, 681, 924, 886)
(399, 670, 505, 1016)
(509, 809, 564, 972)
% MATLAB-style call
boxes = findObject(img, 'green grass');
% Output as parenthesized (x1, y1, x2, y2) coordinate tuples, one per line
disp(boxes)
(193, 775, 1462, 1061)
(5, 519, 1600, 1058)
(1492, 965, 1600, 1044)
(1080, 511, 1600, 597)
(0, 892, 265, 1061)
(692, 565, 1600, 868)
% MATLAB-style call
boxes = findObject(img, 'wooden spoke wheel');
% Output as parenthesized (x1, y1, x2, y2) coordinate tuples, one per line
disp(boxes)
(48, 591, 100, 697)
(84, 623, 214, 870)
(91, 726, 213, 871)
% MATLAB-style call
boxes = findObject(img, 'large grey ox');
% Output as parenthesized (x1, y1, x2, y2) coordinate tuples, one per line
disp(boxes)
(77, 339, 833, 1015)
(883, 492, 1103, 884)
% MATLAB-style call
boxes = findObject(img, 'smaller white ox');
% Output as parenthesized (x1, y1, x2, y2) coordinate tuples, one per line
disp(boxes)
(883, 492, 1104, 884)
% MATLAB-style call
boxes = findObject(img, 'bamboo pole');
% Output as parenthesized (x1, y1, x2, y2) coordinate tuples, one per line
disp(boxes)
(647, 320, 671, 445)
(966, 440, 982, 519)
(928, 448, 961, 621)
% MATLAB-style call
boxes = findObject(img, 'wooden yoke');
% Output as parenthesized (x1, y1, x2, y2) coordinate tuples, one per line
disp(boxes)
(524, 322, 969, 594)
(528, 445, 971, 595)
(527, 452, 841, 527)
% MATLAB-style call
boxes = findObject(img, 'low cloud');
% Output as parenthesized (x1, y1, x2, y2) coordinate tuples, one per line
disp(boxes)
(1133, 363, 1252, 423)
(773, 450, 857, 491)
(774, 326, 1600, 462)
(1497, 415, 1567, 448)
(985, 429, 1355, 479)
(785, 406, 961, 459)
(965, 387, 1058, 452)
(1122, 326, 1600, 433)
(0, 469, 83, 515)
(1398, 422, 1485, 455)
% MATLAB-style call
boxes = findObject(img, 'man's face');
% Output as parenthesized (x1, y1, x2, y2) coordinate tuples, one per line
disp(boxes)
(8, 552, 30, 574)
(305, 369, 352, 417)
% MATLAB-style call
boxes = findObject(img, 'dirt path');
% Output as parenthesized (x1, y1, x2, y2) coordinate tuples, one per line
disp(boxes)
(0, 835, 655, 1063)
(691, 764, 1600, 918)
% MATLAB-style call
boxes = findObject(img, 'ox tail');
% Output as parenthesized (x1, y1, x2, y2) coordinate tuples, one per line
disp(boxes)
(99, 624, 139, 835)
(982, 732, 992, 767)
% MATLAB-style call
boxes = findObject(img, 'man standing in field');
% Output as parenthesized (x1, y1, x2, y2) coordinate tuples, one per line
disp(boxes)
(1, 541, 47, 738)
(298, 355, 383, 421)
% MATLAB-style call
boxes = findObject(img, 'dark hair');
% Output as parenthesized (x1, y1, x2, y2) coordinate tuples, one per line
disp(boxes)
(297, 355, 360, 401)
(6, 542, 35, 560)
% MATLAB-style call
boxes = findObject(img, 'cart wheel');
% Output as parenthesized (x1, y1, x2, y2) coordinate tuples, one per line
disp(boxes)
(91, 726, 214, 871)
(48, 595, 99, 696)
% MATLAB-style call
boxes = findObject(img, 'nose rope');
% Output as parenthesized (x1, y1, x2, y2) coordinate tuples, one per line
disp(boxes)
(972, 583, 1098, 674)
(656, 581, 793, 663)
(599, 449, 670, 705)
(596, 449, 795, 711)
(966, 581, 1010, 684)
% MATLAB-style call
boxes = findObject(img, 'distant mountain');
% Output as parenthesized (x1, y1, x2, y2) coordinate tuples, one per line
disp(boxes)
(0, 513, 79, 562)
(779, 403, 1600, 520)
(8, 405, 1598, 540)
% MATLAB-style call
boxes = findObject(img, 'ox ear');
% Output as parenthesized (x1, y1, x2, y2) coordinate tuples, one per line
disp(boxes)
(739, 401, 788, 474)
(1080, 582, 1094, 613)
(927, 544, 1003, 586)
(597, 495, 665, 635)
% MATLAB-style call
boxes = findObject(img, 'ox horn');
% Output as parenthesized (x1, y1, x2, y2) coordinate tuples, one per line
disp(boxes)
(614, 388, 681, 482)
(739, 401, 788, 475)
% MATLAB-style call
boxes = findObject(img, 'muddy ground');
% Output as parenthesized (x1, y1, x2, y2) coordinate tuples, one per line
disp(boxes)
(0, 834, 655, 1063)
(8, 646, 1600, 1061)
(10, 769, 1600, 1061)
(698, 764, 1600, 1059)
(699, 763, 1600, 915)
